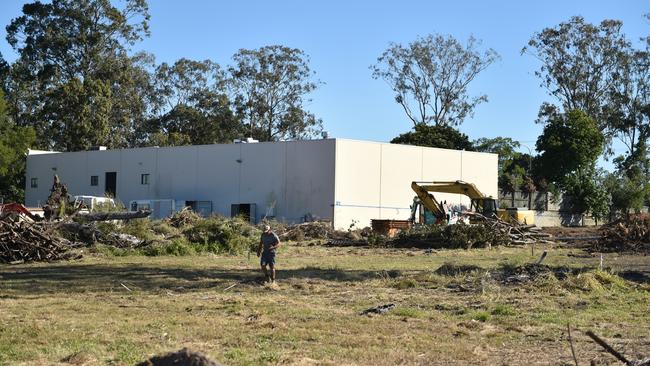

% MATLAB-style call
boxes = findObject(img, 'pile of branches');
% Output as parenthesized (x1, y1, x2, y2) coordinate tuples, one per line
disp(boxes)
(278, 221, 369, 244)
(0, 175, 150, 263)
(279, 221, 333, 240)
(0, 215, 81, 263)
(595, 214, 650, 253)
(165, 207, 201, 228)
(392, 222, 510, 249)
(471, 213, 554, 245)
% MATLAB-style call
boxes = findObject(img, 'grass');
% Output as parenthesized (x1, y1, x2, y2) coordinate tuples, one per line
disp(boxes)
(0, 244, 649, 365)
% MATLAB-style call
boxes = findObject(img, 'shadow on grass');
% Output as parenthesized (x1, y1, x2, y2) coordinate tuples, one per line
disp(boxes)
(0, 262, 386, 295)
(619, 270, 650, 284)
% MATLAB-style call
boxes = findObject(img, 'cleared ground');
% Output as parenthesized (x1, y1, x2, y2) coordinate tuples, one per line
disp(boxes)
(1, 242, 649, 365)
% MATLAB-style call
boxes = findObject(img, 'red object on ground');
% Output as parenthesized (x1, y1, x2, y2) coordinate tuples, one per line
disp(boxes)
(0, 203, 39, 220)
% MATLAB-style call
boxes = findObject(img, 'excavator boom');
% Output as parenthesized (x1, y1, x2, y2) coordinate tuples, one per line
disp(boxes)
(412, 181, 486, 199)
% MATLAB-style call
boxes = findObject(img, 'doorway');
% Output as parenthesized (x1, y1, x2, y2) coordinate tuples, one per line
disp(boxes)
(231, 203, 256, 224)
(105, 172, 117, 198)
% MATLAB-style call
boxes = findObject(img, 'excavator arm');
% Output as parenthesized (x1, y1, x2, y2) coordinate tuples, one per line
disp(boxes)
(410, 181, 446, 222)
(412, 181, 486, 199)
(411, 180, 498, 220)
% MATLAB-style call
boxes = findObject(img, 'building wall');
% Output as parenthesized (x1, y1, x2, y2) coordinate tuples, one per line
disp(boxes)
(25, 139, 497, 229)
(25, 140, 336, 224)
(333, 139, 498, 229)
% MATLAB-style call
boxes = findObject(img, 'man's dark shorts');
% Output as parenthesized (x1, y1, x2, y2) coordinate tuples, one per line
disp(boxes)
(261, 251, 275, 266)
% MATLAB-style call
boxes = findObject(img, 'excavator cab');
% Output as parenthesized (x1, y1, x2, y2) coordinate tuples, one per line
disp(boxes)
(410, 197, 444, 225)
(470, 197, 498, 219)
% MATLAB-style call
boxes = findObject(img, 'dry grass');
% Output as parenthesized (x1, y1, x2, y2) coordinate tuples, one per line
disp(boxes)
(1, 244, 649, 365)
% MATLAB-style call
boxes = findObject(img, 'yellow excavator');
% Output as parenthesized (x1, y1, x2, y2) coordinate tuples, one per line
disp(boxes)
(409, 180, 535, 225)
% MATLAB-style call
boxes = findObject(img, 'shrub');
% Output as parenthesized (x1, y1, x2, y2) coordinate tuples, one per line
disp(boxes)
(121, 218, 156, 241)
(182, 216, 260, 254)
(471, 311, 490, 322)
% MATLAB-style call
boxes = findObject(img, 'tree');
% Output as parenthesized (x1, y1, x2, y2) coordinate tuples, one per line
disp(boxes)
(228, 45, 323, 142)
(523, 16, 629, 132)
(4, 0, 151, 151)
(605, 43, 650, 182)
(535, 110, 605, 215)
(0, 89, 36, 202)
(0, 52, 8, 86)
(472, 137, 521, 174)
(391, 124, 473, 150)
(604, 172, 646, 217)
(562, 168, 611, 218)
(535, 110, 604, 185)
(146, 58, 241, 145)
(371, 34, 499, 127)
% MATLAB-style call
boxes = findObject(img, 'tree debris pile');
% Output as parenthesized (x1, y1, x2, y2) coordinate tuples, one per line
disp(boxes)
(595, 214, 650, 253)
(471, 214, 554, 245)
(135, 348, 223, 366)
(497, 263, 571, 284)
(392, 222, 511, 249)
(279, 221, 332, 241)
(165, 207, 202, 228)
(42, 175, 82, 221)
(278, 221, 369, 243)
(0, 215, 80, 263)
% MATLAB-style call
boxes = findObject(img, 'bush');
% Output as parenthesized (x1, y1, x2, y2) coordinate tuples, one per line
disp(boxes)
(182, 215, 260, 254)
(121, 218, 156, 241)
(142, 239, 196, 256)
(151, 221, 180, 237)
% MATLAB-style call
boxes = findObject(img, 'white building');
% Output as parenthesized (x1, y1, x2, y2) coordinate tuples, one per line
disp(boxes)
(25, 139, 497, 229)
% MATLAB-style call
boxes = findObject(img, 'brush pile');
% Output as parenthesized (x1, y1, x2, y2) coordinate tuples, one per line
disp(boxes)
(0, 215, 80, 263)
(278, 221, 367, 243)
(595, 214, 650, 253)
(471, 213, 554, 245)
(165, 207, 201, 228)
(0, 175, 150, 263)
(279, 221, 333, 240)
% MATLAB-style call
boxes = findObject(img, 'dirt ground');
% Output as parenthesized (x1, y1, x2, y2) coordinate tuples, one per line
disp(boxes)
(1, 243, 649, 366)
(540, 225, 602, 238)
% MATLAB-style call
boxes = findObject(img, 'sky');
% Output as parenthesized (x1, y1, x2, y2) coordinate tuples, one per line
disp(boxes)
(0, 0, 648, 162)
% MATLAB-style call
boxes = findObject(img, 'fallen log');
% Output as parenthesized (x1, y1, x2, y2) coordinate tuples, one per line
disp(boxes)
(76, 209, 151, 222)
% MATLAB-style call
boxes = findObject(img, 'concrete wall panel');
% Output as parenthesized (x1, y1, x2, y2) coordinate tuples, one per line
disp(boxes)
(333, 140, 498, 229)
(333, 140, 381, 228)
(285, 140, 335, 222)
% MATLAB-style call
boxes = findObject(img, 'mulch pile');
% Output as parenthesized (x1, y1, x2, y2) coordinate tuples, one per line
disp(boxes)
(595, 214, 650, 253)
(135, 348, 222, 366)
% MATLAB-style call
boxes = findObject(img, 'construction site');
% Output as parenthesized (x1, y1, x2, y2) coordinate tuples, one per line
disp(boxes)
(1, 1, 649, 365)
(2, 147, 650, 365)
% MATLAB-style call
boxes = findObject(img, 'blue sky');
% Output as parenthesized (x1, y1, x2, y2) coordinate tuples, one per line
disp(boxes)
(0, 0, 648, 160)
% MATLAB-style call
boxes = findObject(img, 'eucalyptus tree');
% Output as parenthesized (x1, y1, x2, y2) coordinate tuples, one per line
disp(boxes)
(372, 34, 499, 127)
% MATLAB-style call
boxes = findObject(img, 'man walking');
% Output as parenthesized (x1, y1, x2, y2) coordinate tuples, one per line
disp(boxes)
(257, 225, 280, 283)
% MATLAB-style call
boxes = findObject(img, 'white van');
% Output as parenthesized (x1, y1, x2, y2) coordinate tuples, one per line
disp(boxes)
(73, 195, 116, 212)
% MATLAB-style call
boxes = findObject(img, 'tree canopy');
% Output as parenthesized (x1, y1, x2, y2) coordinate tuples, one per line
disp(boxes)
(523, 16, 629, 129)
(391, 124, 473, 150)
(0, 89, 36, 202)
(229, 45, 323, 142)
(4, 0, 152, 151)
(372, 34, 499, 127)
